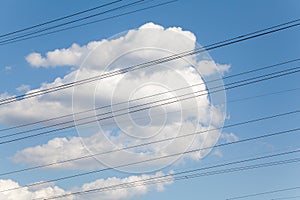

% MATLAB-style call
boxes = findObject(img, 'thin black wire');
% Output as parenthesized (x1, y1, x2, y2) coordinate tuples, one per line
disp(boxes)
(227, 87, 300, 104)
(2, 19, 299, 104)
(100, 86, 300, 128)
(0, 110, 300, 176)
(0, 0, 178, 46)
(0, 68, 299, 145)
(227, 187, 300, 200)
(0, 110, 297, 178)
(0, 0, 123, 39)
(1, 57, 298, 133)
(0, 0, 147, 44)
(2, 127, 300, 193)
(0, 66, 299, 144)
(0, 1, 298, 46)
(0, 1, 298, 198)
(1, 16, 299, 105)
(271, 195, 300, 200)
(35, 152, 300, 200)
(3, 65, 298, 139)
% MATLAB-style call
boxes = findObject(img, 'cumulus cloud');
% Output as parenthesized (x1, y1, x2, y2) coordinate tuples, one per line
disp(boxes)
(78, 171, 172, 200)
(13, 125, 221, 171)
(26, 44, 84, 68)
(0, 179, 71, 200)
(4, 23, 228, 170)
(25, 22, 229, 72)
(0, 171, 172, 200)
(1, 22, 230, 198)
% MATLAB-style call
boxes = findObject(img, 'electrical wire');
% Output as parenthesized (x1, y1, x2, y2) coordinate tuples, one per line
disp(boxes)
(0, 65, 299, 144)
(0, 0, 123, 39)
(99, 85, 300, 128)
(0, 0, 178, 46)
(33, 150, 300, 200)
(227, 87, 300, 104)
(0, 2, 299, 199)
(3, 64, 299, 139)
(1, 57, 298, 134)
(271, 195, 300, 200)
(0, 0, 148, 44)
(2, 127, 300, 193)
(226, 187, 300, 200)
(0, 110, 297, 178)
(1, 16, 299, 105)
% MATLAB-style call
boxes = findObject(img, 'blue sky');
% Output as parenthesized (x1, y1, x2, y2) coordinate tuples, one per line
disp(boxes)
(0, 0, 299, 199)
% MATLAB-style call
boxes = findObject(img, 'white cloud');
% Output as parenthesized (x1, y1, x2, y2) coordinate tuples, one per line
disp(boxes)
(77, 171, 172, 200)
(212, 148, 223, 157)
(209, 132, 239, 158)
(13, 124, 221, 171)
(0, 179, 71, 200)
(16, 84, 30, 92)
(25, 22, 212, 70)
(1, 22, 229, 198)
(26, 44, 84, 68)
(6, 23, 227, 171)
(4, 66, 12, 71)
(197, 60, 230, 76)
(220, 132, 239, 143)
(0, 172, 172, 200)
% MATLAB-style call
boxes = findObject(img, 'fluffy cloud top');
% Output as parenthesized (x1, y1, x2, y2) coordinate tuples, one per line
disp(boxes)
(0, 179, 71, 200)
(0, 171, 171, 200)
(1, 22, 231, 199)
(3, 22, 229, 171)
(26, 44, 84, 68)
(25, 22, 229, 75)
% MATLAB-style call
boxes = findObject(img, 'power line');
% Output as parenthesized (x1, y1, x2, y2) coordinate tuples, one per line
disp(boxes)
(227, 87, 300, 104)
(0, 65, 300, 145)
(271, 195, 300, 200)
(0, 110, 300, 176)
(35, 150, 300, 200)
(227, 187, 300, 200)
(2, 126, 300, 193)
(3, 63, 299, 138)
(0, 0, 178, 46)
(0, 0, 148, 44)
(0, 0, 123, 39)
(1, 2, 299, 198)
(0, 66, 299, 144)
(1, 17, 299, 105)
(0, 110, 297, 178)
(1, 57, 298, 133)
(96, 86, 300, 129)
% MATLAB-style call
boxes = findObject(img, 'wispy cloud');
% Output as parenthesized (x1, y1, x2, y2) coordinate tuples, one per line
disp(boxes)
(16, 84, 30, 92)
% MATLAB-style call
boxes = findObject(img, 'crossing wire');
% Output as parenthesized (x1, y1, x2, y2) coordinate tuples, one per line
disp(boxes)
(1, 16, 300, 105)
(1, 127, 300, 193)
(0, 110, 298, 178)
(0, 66, 299, 144)
(0, 0, 149, 43)
(227, 187, 300, 200)
(33, 150, 300, 200)
(0, 0, 123, 39)
(1, 57, 299, 134)
(271, 195, 300, 200)
(0, 0, 178, 45)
